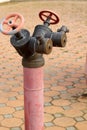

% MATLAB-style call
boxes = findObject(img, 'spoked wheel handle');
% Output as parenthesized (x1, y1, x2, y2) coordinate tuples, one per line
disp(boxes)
(0, 13, 24, 35)
(39, 10, 59, 25)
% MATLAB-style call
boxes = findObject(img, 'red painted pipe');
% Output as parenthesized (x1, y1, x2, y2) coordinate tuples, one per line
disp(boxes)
(23, 67, 44, 130)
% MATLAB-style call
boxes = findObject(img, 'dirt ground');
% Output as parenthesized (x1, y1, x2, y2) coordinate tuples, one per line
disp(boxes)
(0, 0, 87, 130)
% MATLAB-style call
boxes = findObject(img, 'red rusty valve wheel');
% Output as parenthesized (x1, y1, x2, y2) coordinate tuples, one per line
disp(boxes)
(0, 13, 24, 35)
(39, 10, 59, 25)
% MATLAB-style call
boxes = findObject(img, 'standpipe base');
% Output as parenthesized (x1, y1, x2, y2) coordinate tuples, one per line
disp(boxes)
(23, 67, 44, 130)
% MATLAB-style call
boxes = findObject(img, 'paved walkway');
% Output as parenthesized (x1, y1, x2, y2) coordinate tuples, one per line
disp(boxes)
(0, 1, 87, 130)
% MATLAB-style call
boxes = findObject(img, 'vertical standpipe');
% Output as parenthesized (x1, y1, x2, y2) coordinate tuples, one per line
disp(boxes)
(10, 29, 52, 130)
(24, 67, 44, 130)
(0, 11, 68, 130)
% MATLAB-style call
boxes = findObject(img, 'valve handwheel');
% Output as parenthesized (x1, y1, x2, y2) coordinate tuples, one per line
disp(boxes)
(0, 13, 24, 35)
(39, 10, 59, 25)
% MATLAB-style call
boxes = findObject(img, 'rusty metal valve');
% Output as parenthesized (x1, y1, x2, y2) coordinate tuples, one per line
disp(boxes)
(0, 11, 69, 67)
(0, 11, 69, 130)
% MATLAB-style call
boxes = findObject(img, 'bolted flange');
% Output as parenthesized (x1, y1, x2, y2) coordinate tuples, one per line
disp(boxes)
(22, 53, 45, 68)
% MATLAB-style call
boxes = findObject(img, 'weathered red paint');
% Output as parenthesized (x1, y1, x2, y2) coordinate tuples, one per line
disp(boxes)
(23, 67, 44, 130)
